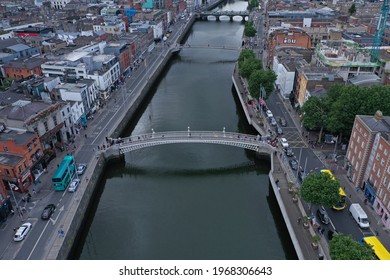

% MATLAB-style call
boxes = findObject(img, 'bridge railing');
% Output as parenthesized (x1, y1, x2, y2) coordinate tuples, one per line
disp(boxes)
(111, 131, 270, 146)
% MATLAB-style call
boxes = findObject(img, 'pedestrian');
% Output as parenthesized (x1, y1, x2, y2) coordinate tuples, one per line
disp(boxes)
(32, 189, 36, 195)
(275, 179, 279, 185)
(85, 134, 87, 139)
(364, 198, 368, 205)
(13, 227, 17, 232)
(297, 217, 301, 224)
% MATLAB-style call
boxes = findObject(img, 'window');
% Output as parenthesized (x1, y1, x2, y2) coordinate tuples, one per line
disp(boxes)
(379, 144, 383, 150)
(377, 169, 381, 177)
(62, 111, 65, 117)
(384, 149, 388, 156)
(5, 169, 10, 176)
(376, 154, 380, 161)
(18, 165, 22, 173)
(3, 146, 8, 152)
(27, 144, 32, 152)
(373, 163, 377, 172)
(357, 136, 360, 144)
(53, 116, 57, 126)
(44, 121, 49, 132)
(381, 158, 385, 166)
(33, 127, 38, 135)
(353, 131, 356, 138)
(33, 138, 37, 146)
(361, 142, 365, 149)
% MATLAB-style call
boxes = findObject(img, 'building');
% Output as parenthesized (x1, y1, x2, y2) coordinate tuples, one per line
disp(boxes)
(267, 28, 312, 68)
(272, 48, 313, 99)
(4, 57, 46, 81)
(346, 112, 390, 229)
(49, 0, 72, 9)
(0, 128, 44, 193)
(104, 41, 135, 77)
(314, 40, 378, 81)
(13, 26, 54, 38)
(293, 66, 344, 107)
(0, 101, 65, 155)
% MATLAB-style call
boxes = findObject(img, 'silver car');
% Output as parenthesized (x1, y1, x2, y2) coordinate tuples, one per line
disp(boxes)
(68, 179, 80, 192)
(14, 222, 32, 241)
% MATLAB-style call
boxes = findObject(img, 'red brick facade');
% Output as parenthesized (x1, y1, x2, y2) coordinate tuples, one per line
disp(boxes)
(0, 132, 44, 193)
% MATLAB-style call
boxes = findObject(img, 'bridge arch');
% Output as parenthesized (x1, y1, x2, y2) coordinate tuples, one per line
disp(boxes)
(105, 131, 275, 159)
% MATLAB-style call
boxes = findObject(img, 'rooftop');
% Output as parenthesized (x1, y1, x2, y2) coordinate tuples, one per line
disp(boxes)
(358, 113, 390, 133)
(0, 129, 36, 146)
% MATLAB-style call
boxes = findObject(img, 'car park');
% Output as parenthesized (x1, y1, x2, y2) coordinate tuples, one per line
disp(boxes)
(68, 178, 80, 193)
(14, 222, 32, 242)
(289, 159, 298, 170)
(266, 110, 273, 118)
(279, 117, 287, 127)
(41, 204, 56, 220)
(279, 137, 289, 148)
(76, 163, 87, 175)
(317, 207, 330, 225)
(285, 147, 294, 157)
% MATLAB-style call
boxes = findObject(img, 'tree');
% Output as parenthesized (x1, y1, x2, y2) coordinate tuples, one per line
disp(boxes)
(300, 172, 340, 208)
(239, 58, 263, 78)
(247, 0, 259, 11)
(348, 3, 357, 16)
(330, 233, 375, 260)
(238, 49, 256, 64)
(244, 22, 257, 37)
(301, 96, 329, 142)
(247, 69, 277, 100)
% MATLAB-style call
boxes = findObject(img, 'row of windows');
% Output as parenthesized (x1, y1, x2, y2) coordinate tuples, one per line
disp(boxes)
(3, 138, 38, 153)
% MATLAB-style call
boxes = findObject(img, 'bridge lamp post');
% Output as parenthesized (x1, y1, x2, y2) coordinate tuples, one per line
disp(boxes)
(187, 126, 190, 137)
(223, 127, 226, 137)
(151, 128, 155, 138)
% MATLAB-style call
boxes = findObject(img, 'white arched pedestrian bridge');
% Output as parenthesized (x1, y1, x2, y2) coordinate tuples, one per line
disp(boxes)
(107, 130, 275, 155)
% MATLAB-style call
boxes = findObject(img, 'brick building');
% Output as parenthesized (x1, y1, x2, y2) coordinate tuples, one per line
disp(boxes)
(267, 28, 312, 68)
(4, 57, 46, 81)
(346, 111, 390, 229)
(0, 128, 44, 193)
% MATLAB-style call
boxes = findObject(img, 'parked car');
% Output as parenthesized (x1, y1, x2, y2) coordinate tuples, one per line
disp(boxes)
(76, 163, 87, 175)
(317, 207, 330, 225)
(14, 222, 32, 241)
(270, 117, 277, 126)
(41, 204, 56, 220)
(279, 117, 287, 127)
(266, 110, 273, 118)
(289, 159, 298, 170)
(68, 178, 80, 193)
(285, 147, 294, 157)
(275, 125, 283, 135)
(279, 137, 289, 148)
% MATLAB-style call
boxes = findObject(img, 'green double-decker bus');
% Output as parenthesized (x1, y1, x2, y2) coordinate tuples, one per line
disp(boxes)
(52, 155, 76, 191)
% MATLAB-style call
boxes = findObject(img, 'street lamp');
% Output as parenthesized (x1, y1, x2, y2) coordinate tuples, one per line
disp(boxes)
(8, 182, 23, 221)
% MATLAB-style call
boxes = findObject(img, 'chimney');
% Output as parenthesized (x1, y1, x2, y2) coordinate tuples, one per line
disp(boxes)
(374, 111, 383, 121)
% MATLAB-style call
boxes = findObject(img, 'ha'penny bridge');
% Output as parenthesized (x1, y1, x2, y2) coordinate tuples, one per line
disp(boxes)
(104, 130, 275, 159)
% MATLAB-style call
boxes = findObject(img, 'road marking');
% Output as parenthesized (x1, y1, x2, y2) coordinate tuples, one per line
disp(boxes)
(27, 205, 64, 260)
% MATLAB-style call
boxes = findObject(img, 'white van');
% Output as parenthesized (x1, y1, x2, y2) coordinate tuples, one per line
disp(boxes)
(349, 203, 370, 229)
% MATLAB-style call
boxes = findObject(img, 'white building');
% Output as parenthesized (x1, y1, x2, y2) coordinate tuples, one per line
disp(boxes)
(41, 43, 120, 93)
(93, 21, 126, 35)
(50, 0, 71, 9)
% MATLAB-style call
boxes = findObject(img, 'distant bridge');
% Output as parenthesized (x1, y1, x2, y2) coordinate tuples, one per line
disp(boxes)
(106, 130, 275, 155)
(175, 44, 241, 51)
(196, 11, 250, 22)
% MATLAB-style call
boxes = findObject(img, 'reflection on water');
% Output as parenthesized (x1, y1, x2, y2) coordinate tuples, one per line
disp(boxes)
(72, 0, 297, 260)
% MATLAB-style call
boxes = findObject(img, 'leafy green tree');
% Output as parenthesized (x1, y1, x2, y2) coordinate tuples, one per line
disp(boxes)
(244, 22, 256, 37)
(247, 69, 276, 100)
(330, 233, 375, 260)
(238, 49, 256, 63)
(239, 57, 263, 78)
(348, 3, 356, 15)
(301, 96, 330, 142)
(300, 172, 340, 208)
(247, 0, 259, 11)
